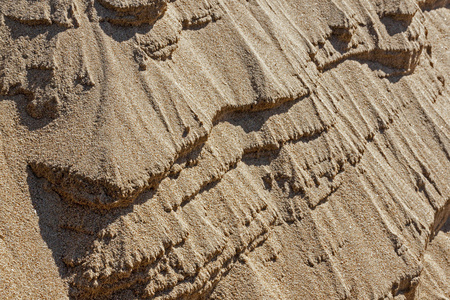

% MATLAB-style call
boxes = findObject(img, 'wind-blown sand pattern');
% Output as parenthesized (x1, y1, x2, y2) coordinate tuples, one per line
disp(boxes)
(0, 0, 449, 299)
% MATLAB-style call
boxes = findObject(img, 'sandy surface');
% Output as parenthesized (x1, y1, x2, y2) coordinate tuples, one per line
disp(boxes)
(0, 0, 449, 299)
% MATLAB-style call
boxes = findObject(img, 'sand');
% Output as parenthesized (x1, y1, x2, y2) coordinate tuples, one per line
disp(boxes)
(0, 0, 449, 299)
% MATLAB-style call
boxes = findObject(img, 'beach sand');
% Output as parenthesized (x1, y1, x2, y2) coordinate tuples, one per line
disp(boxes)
(0, 0, 449, 299)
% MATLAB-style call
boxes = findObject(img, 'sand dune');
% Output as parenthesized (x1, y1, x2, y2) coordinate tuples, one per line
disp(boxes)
(0, 0, 449, 299)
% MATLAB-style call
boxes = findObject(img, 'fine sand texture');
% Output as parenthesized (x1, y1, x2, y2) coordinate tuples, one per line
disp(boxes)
(0, 0, 449, 299)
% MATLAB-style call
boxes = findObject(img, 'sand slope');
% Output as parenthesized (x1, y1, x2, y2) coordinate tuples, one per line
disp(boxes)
(0, 0, 449, 299)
